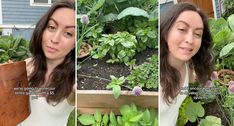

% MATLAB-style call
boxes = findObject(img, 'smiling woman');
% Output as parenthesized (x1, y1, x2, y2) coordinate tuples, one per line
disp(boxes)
(160, 2, 214, 126)
(17, 0, 76, 126)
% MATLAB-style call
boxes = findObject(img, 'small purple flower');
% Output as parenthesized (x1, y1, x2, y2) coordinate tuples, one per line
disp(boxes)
(210, 71, 218, 81)
(132, 86, 142, 96)
(80, 15, 89, 25)
(228, 81, 234, 94)
(205, 80, 212, 88)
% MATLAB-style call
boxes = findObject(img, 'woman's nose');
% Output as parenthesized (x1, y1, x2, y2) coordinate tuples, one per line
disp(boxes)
(185, 32, 193, 44)
(51, 31, 61, 44)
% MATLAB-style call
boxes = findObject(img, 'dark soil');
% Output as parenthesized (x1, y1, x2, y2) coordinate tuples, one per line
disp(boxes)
(77, 48, 157, 90)
(185, 99, 230, 126)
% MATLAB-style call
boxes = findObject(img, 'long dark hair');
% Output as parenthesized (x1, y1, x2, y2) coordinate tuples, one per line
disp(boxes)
(29, 0, 75, 104)
(160, 2, 214, 104)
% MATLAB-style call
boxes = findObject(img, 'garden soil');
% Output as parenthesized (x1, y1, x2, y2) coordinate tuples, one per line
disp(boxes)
(77, 48, 157, 90)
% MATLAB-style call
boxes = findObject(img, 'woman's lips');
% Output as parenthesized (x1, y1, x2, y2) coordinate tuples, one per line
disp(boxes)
(46, 46, 59, 53)
(179, 47, 193, 54)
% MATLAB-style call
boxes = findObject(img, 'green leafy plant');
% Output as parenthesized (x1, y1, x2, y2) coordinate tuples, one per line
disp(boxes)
(208, 14, 234, 70)
(222, 0, 234, 19)
(91, 31, 137, 65)
(67, 110, 75, 126)
(106, 75, 125, 99)
(198, 116, 222, 126)
(0, 36, 30, 63)
(185, 102, 205, 122)
(78, 103, 158, 126)
(77, 0, 158, 57)
(177, 96, 193, 126)
(178, 96, 223, 126)
(127, 54, 158, 89)
(106, 55, 158, 99)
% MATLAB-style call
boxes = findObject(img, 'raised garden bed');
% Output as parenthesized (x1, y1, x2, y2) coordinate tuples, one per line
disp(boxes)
(77, 48, 158, 114)
(77, 90, 158, 114)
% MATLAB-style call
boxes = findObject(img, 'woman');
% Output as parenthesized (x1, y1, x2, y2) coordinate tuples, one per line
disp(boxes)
(160, 3, 214, 126)
(19, 0, 75, 126)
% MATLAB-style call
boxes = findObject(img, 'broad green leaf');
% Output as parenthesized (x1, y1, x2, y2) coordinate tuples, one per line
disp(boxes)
(121, 41, 135, 48)
(227, 14, 234, 32)
(130, 103, 137, 112)
(154, 117, 158, 126)
(198, 116, 221, 126)
(110, 75, 117, 80)
(92, 54, 100, 59)
(117, 7, 149, 20)
(115, 0, 127, 2)
(117, 116, 122, 125)
(142, 109, 151, 123)
(117, 50, 126, 59)
(94, 110, 102, 122)
(213, 29, 231, 43)
(117, 76, 125, 85)
(102, 113, 109, 125)
(102, 13, 118, 22)
(210, 18, 229, 35)
(106, 58, 119, 63)
(185, 102, 205, 122)
(78, 114, 95, 125)
(149, 8, 158, 22)
(129, 113, 143, 122)
(89, 0, 105, 14)
(110, 111, 117, 124)
(147, 31, 157, 38)
(219, 42, 234, 57)
(120, 105, 131, 115)
(113, 85, 121, 99)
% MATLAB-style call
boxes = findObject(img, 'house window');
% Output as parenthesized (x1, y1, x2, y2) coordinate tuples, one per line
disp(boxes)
(30, 0, 57, 7)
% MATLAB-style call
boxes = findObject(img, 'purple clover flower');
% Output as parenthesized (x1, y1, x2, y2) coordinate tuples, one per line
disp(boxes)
(205, 80, 212, 88)
(80, 15, 89, 25)
(228, 81, 234, 94)
(132, 86, 142, 96)
(210, 71, 218, 81)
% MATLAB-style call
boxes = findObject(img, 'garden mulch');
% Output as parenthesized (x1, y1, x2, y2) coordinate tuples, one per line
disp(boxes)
(77, 48, 157, 90)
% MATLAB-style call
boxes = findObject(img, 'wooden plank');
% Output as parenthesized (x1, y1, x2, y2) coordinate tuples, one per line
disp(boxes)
(77, 90, 158, 114)
(77, 108, 120, 115)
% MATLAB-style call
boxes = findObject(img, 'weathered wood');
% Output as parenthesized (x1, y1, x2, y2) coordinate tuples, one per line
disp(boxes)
(77, 90, 158, 114)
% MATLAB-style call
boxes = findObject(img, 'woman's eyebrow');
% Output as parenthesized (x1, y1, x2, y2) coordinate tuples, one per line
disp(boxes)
(65, 26, 75, 29)
(176, 20, 203, 30)
(49, 17, 75, 29)
(48, 18, 58, 25)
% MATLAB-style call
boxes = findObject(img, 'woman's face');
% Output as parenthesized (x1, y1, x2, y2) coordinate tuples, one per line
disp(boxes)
(167, 10, 203, 63)
(42, 7, 75, 62)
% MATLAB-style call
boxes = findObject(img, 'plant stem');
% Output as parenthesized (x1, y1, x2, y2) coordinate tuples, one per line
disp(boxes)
(120, 85, 132, 90)
(78, 55, 92, 65)
(78, 73, 111, 82)
(216, 98, 231, 125)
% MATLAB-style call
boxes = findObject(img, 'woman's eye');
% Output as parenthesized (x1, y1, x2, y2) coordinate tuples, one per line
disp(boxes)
(47, 25, 56, 32)
(194, 33, 202, 38)
(178, 28, 185, 32)
(64, 32, 73, 38)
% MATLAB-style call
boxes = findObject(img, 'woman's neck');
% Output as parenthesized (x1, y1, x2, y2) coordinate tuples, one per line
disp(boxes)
(46, 58, 64, 71)
(42, 58, 64, 87)
(168, 55, 186, 71)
